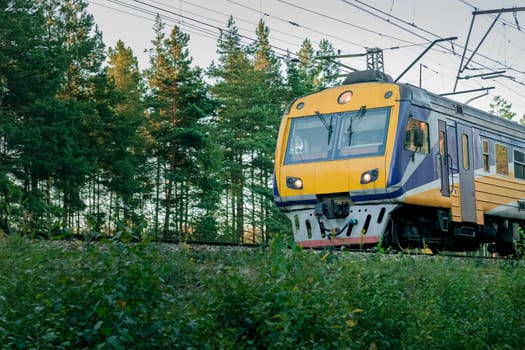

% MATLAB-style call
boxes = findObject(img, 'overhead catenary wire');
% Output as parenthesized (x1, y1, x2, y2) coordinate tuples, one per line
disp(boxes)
(276, 0, 450, 76)
(277, 0, 463, 86)
(173, 0, 309, 43)
(88, 0, 525, 111)
(95, 0, 440, 69)
(92, 0, 525, 77)
(98, 0, 305, 60)
(226, 0, 366, 49)
(147, 0, 303, 48)
(339, 0, 525, 105)
(344, 0, 525, 76)
(98, 0, 219, 40)
(274, 0, 525, 111)
(277, 0, 422, 48)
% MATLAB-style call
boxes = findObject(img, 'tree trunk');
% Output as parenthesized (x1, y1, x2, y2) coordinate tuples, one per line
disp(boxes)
(154, 158, 161, 240)
(163, 176, 172, 239)
(235, 152, 244, 243)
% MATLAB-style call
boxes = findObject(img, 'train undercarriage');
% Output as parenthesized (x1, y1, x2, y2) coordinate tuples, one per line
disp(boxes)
(386, 205, 524, 257)
(288, 194, 524, 257)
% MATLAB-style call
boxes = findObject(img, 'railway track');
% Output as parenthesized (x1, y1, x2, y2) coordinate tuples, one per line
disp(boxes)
(20, 235, 525, 263)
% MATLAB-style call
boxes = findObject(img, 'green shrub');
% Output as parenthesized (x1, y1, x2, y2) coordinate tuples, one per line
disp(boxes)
(0, 237, 180, 349)
(0, 235, 524, 349)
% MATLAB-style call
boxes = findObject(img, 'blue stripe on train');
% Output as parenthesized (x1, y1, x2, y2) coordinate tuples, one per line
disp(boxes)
(274, 199, 318, 207)
(277, 186, 405, 207)
(350, 187, 404, 202)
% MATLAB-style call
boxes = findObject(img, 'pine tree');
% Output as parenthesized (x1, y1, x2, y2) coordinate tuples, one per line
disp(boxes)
(489, 95, 516, 120)
(209, 17, 293, 242)
(285, 38, 340, 99)
(0, 0, 52, 233)
(246, 19, 289, 242)
(0, 0, 105, 234)
(145, 16, 215, 240)
(315, 39, 340, 88)
(88, 40, 149, 236)
(46, 0, 105, 232)
(209, 16, 256, 242)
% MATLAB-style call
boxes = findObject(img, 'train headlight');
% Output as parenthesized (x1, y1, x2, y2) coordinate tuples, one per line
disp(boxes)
(337, 90, 353, 104)
(360, 168, 379, 184)
(286, 176, 303, 190)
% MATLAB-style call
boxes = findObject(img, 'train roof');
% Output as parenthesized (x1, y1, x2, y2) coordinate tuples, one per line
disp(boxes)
(342, 70, 394, 84)
(341, 70, 525, 139)
(403, 83, 525, 139)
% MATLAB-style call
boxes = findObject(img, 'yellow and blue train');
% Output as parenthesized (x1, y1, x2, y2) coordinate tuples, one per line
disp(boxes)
(274, 70, 525, 255)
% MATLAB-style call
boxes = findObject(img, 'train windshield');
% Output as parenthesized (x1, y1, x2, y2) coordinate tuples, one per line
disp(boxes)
(284, 107, 390, 164)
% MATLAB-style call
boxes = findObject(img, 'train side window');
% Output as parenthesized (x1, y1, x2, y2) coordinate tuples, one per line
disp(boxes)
(514, 150, 525, 180)
(482, 140, 490, 172)
(404, 118, 429, 154)
(495, 144, 509, 175)
(439, 131, 446, 156)
(461, 133, 470, 170)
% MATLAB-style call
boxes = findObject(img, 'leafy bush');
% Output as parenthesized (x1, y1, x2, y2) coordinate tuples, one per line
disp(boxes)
(0, 235, 524, 349)
(0, 237, 179, 349)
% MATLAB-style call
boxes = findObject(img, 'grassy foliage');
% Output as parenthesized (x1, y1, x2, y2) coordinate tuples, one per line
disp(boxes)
(0, 235, 524, 349)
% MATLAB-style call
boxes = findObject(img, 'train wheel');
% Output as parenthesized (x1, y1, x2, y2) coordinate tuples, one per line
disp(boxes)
(396, 234, 414, 252)
(394, 220, 418, 252)
(396, 237, 408, 252)
(428, 233, 446, 255)
(429, 239, 445, 255)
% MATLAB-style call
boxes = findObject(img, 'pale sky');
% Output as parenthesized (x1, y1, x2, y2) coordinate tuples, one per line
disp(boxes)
(87, 0, 525, 117)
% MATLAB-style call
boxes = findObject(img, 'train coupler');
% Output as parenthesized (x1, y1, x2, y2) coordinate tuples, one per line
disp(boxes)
(329, 217, 358, 238)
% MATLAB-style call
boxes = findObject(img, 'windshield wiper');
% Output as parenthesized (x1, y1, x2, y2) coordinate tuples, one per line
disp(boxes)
(315, 111, 333, 145)
(347, 106, 367, 146)
(356, 105, 367, 119)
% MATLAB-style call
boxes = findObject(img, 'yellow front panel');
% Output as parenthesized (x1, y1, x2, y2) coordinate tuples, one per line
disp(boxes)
(275, 82, 400, 198)
(280, 157, 386, 197)
(289, 83, 397, 117)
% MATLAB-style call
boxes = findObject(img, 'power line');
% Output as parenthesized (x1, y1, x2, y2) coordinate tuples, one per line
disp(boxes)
(91, 0, 153, 23)
(89, 0, 525, 114)
(226, 0, 365, 49)
(98, 0, 218, 40)
(147, 0, 302, 48)
(360, 0, 525, 76)
(277, 0, 422, 48)
(92, 0, 307, 62)
(342, 0, 525, 95)
(176, 0, 309, 43)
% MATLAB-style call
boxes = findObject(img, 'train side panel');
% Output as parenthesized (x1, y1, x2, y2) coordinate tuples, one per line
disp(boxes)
(274, 70, 525, 253)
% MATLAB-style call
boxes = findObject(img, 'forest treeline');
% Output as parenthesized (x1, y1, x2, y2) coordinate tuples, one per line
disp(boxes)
(0, 0, 342, 242)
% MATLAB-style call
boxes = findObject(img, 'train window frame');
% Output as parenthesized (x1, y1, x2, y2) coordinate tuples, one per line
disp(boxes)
(283, 107, 391, 165)
(495, 143, 509, 176)
(283, 115, 333, 164)
(461, 133, 470, 170)
(514, 149, 525, 180)
(439, 131, 446, 156)
(336, 107, 390, 159)
(403, 118, 429, 154)
(482, 139, 490, 172)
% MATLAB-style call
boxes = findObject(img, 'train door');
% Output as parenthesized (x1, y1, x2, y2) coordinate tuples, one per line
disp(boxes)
(438, 120, 450, 197)
(456, 123, 476, 223)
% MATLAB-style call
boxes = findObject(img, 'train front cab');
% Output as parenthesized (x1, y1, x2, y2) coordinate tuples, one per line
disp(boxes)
(274, 73, 405, 248)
